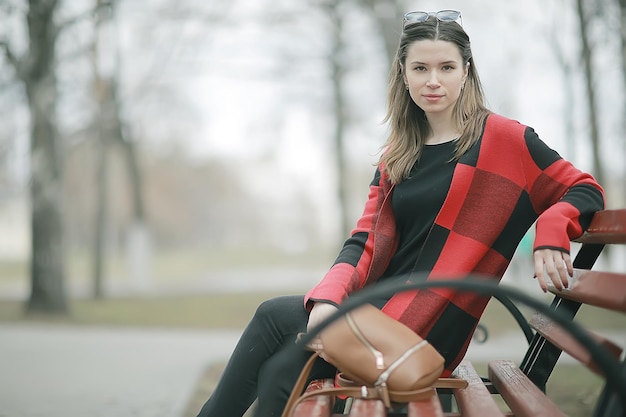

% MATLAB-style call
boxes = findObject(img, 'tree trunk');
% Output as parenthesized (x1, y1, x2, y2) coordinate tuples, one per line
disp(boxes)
(91, 0, 112, 299)
(324, 2, 350, 238)
(25, 0, 68, 314)
(575, 0, 605, 187)
(548, 28, 577, 163)
(360, 0, 404, 65)
(322, 0, 403, 238)
(119, 128, 152, 290)
(92, 81, 109, 299)
(619, 0, 626, 203)
(92, 0, 150, 294)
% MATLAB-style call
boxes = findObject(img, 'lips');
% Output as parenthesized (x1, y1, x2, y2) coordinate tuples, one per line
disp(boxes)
(423, 94, 443, 102)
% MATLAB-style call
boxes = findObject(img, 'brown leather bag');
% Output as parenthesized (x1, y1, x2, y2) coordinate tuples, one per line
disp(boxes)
(282, 304, 467, 417)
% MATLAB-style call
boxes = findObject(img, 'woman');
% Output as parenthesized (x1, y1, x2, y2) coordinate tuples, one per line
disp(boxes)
(197, 10, 604, 417)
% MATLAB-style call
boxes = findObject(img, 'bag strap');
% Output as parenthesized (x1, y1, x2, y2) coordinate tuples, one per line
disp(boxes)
(282, 352, 468, 417)
(336, 372, 468, 390)
(282, 352, 321, 417)
(286, 383, 436, 414)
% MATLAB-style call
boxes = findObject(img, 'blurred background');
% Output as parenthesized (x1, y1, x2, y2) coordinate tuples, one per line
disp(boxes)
(1, 1, 626, 416)
(0, 0, 625, 316)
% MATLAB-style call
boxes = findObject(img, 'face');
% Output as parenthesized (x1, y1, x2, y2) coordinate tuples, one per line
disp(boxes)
(403, 39, 469, 119)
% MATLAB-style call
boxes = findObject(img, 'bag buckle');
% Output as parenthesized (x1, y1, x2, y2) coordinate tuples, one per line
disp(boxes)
(375, 382, 392, 409)
(358, 384, 392, 408)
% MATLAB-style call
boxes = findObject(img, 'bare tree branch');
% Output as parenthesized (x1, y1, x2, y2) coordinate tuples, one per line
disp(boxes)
(57, 44, 92, 63)
(0, 40, 21, 75)
(53, 1, 112, 39)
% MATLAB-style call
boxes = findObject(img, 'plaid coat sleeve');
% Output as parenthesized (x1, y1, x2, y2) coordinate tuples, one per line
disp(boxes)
(304, 168, 398, 309)
(521, 127, 605, 252)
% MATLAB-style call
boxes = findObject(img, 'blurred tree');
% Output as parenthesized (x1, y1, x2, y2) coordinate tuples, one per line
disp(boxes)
(0, 0, 68, 314)
(90, 0, 148, 298)
(619, 0, 626, 200)
(361, 0, 404, 64)
(575, 0, 605, 188)
(91, 0, 109, 299)
(317, 0, 403, 238)
(552, 41, 577, 160)
(91, 0, 112, 299)
(547, 8, 577, 164)
(319, 0, 350, 238)
(62, 0, 240, 254)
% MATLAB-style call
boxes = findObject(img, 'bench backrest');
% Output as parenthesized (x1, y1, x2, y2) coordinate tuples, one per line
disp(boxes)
(518, 208, 626, 414)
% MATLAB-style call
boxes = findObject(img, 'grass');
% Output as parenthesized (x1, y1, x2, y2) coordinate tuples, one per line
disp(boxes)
(2, 281, 624, 335)
(0, 291, 291, 328)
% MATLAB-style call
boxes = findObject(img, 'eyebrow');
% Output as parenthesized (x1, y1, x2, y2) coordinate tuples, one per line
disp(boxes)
(410, 60, 458, 66)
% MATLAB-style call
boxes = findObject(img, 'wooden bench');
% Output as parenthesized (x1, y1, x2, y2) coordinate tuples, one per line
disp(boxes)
(292, 208, 626, 417)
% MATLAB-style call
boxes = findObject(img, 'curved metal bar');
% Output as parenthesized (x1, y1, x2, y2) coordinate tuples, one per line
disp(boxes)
(281, 276, 626, 417)
(492, 293, 535, 344)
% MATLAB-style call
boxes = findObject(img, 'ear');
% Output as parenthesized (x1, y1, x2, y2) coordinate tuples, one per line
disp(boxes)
(400, 62, 408, 86)
(463, 61, 470, 82)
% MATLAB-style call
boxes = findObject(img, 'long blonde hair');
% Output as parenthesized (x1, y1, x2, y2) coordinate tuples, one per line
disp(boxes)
(380, 17, 490, 184)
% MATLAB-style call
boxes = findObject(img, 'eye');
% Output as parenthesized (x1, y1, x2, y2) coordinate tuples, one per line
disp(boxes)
(442, 65, 455, 71)
(413, 65, 427, 72)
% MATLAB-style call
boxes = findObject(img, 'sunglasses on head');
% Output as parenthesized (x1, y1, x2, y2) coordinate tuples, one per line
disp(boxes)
(403, 10, 463, 27)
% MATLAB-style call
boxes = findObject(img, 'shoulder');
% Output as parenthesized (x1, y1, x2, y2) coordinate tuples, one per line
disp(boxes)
(483, 113, 528, 137)
(480, 114, 532, 153)
(471, 114, 535, 162)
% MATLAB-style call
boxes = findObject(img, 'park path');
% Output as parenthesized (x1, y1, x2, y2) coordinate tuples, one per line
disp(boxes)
(0, 323, 241, 417)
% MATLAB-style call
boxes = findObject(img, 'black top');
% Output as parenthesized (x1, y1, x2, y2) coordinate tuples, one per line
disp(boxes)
(380, 140, 458, 280)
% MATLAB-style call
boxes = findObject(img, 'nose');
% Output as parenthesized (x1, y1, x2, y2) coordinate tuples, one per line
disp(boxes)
(426, 72, 440, 88)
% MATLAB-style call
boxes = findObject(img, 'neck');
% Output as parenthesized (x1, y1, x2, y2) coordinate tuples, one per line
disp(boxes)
(425, 113, 458, 145)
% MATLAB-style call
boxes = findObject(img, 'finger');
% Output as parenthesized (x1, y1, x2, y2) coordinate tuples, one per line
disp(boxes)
(563, 252, 574, 277)
(307, 337, 323, 351)
(542, 251, 565, 291)
(552, 252, 569, 290)
(533, 251, 548, 293)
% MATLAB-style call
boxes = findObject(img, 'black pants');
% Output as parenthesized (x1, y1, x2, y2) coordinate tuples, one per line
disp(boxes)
(196, 295, 338, 417)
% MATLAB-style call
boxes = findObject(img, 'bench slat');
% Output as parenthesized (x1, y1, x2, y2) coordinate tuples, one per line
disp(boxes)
(548, 269, 626, 313)
(451, 361, 505, 417)
(407, 394, 445, 417)
(488, 360, 567, 417)
(575, 209, 626, 244)
(529, 313, 623, 375)
(292, 378, 334, 417)
(348, 399, 386, 416)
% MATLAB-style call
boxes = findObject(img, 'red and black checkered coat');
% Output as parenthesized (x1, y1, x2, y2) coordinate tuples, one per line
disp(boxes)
(305, 114, 605, 376)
